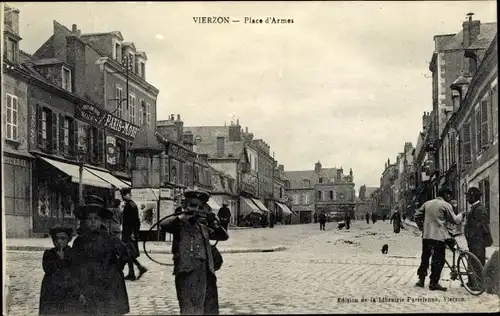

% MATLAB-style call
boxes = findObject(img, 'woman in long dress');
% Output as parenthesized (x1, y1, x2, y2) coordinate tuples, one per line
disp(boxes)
(390, 210, 401, 234)
(72, 195, 131, 315)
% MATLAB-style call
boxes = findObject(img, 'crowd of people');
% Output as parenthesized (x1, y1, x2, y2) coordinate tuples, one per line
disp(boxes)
(38, 188, 229, 316)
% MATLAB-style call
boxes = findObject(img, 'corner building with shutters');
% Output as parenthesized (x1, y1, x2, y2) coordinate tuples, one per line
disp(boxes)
(2, 9, 160, 236)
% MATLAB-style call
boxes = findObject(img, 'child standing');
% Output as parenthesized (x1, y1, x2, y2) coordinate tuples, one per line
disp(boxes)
(39, 225, 79, 316)
(72, 195, 131, 315)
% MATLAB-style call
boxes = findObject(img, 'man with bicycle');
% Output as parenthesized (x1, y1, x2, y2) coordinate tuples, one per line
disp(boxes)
(414, 187, 465, 291)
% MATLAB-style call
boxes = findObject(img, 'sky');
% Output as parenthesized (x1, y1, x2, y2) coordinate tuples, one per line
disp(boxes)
(8, 1, 497, 188)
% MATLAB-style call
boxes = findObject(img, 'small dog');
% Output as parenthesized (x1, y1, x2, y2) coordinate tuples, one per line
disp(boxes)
(381, 244, 389, 254)
(338, 222, 346, 230)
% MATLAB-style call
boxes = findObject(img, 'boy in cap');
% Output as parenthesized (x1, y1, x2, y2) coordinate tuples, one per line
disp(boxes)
(120, 187, 148, 281)
(217, 203, 231, 231)
(464, 187, 493, 290)
(39, 225, 79, 316)
(71, 195, 131, 315)
(160, 189, 229, 315)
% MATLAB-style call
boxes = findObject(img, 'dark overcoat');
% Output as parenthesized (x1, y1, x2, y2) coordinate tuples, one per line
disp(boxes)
(464, 203, 493, 265)
(72, 229, 131, 315)
(122, 199, 141, 259)
(39, 247, 79, 316)
(390, 212, 401, 234)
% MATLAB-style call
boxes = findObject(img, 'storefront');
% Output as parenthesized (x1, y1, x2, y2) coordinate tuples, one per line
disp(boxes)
(3, 153, 34, 237)
(275, 201, 293, 224)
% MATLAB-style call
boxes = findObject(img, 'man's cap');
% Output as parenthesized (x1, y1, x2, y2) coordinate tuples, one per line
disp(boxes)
(183, 189, 210, 203)
(49, 224, 73, 238)
(222, 203, 228, 206)
(74, 195, 113, 220)
(466, 187, 482, 197)
(120, 187, 132, 196)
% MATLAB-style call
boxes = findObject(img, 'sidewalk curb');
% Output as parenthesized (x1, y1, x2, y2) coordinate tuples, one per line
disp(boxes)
(6, 245, 289, 254)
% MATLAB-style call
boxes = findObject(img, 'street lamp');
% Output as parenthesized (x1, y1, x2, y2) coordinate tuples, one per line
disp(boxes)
(77, 146, 86, 206)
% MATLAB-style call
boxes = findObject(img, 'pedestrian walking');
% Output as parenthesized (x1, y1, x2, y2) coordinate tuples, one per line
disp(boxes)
(120, 187, 148, 281)
(39, 225, 79, 316)
(371, 212, 377, 224)
(160, 190, 229, 315)
(108, 198, 123, 240)
(269, 211, 275, 228)
(72, 195, 130, 315)
(318, 211, 327, 230)
(464, 187, 493, 290)
(217, 203, 231, 231)
(390, 210, 401, 234)
(413, 187, 465, 291)
(345, 213, 351, 230)
(365, 212, 370, 224)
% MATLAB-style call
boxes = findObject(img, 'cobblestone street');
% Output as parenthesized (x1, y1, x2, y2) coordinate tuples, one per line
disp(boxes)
(6, 222, 500, 315)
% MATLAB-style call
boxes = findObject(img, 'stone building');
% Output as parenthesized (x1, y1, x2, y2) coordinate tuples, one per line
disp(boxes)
(356, 185, 379, 219)
(184, 121, 286, 226)
(3, 5, 34, 237)
(3, 12, 161, 235)
(453, 33, 498, 245)
(379, 158, 397, 218)
(429, 13, 496, 201)
(285, 162, 355, 224)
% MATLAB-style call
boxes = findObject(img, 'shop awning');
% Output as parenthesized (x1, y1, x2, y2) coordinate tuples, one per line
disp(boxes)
(240, 197, 262, 216)
(40, 157, 124, 190)
(207, 198, 221, 211)
(84, 167, 130, 189)
(276, 202, 293, 216)
(250, 198, 270, 213)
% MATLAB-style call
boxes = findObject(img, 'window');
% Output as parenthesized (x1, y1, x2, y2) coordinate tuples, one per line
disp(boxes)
(319, 177, 323, 183)
(116, 138, 126, 170)
(317, 191, 322, 200)
(128, 53, 134, 71)
(59, 116, 74, 155)
(330, 190, 334, 200)
(303, 193, 309, 204)
(139, 100, 146, 126)
(279, 187, 283, 198)
(146, 103, 151, 125)
(140, 61, 145, 78)
(491, 84, 498, 142)
(61, 67, 72, 92)
(480, 97, 490, 148)
(5, 94, 18, 141)
(115, 86, 123, 119)
(90, 127, 104, 165)
(38, 107, 49, 149)
(479, 177, 490, 218)
(114, 43, 121, 62)
(293, 194, 299, 205)
(129, 94, 136, 124)
(5, 38, 17, 63)
(462, 121, 472, 165)
(475, 108, 482, 155)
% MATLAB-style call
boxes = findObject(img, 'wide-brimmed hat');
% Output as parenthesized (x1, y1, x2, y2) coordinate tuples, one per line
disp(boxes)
(120, 187, 132, 196)
(184, 189, 210, 203)
(49, 224, 73, 238)
(466, 187, 482, 197)
(74, 195, 113, 220)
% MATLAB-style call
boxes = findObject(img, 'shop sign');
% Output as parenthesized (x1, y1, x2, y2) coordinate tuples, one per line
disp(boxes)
(167, 142, 196, 161)
(75, 104, 139, 139)
(3, 156, 30, 168)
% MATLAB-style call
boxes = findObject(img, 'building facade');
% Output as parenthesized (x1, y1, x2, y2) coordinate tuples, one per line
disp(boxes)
(379, 158, 397, 218)
(285, 162, 355, 224)
(3, 6, 34, 237)
(453, 34, 498, 245)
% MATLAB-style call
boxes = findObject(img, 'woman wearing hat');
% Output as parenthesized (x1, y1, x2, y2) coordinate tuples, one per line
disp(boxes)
(71, 195, 131, 315)
(39, 225, 79, 316)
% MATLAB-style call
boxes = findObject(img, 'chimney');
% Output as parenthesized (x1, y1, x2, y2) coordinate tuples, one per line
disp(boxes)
(314, 161, 322, 174)
(173, 114, 183, 142)
(236, 119, 240, 126)
(4, 5, 21, 35)
(177, 114, 181, 121)
(462, 13, 480, 47)
(72, 24, 78, 33)
(349, 168, 353, 177)
(404, 142, 413, 153)
(336, 168, 342, 181)
(216, 137, 225, 157)
(245, 127, 248, 133)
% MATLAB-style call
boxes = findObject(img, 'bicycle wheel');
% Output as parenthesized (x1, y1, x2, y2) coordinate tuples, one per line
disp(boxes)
(457, 250, 486, 296)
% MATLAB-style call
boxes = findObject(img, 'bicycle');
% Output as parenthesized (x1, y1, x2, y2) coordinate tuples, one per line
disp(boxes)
(443, 230, 486, 296)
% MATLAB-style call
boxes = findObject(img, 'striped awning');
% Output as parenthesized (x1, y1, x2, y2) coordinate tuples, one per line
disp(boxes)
(240, 197, 262, 216)
(250, 198, 270, 213)
(276, 202, 293, 216)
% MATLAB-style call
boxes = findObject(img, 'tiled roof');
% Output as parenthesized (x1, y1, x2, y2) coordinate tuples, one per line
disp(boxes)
(81, 31, 123, 41)
(184, 126, 230, 144)
(284, 168, 338, 189)
(193, 141, 245, 159)
(443, 22, 497, 50)
(31, 58, 64, 66)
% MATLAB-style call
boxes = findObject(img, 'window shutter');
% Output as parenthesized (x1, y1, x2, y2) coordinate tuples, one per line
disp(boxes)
(69, 119, 75, 155)
(59, 114, 64, 154)
(475, 109, 482, 151)
(484, 178, 490, 218)
(37, 105, 43, 147)
(481, 99, 489, 148)
(462, 122, 472, 164)
(47, 111, 54, 151)
(491, 86, 498, 141)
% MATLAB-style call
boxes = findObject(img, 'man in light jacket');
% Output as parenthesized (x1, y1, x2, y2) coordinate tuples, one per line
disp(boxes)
(413, 187, 465, 291)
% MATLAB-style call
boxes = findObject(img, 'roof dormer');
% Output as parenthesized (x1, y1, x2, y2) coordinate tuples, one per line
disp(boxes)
(122, 42, 136, 73)
(135, 51, 147, 79)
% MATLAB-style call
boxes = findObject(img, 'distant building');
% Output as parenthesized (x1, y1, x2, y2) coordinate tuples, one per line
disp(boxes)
(285, 162, 355, 224)
(379, 158, 397, 218)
